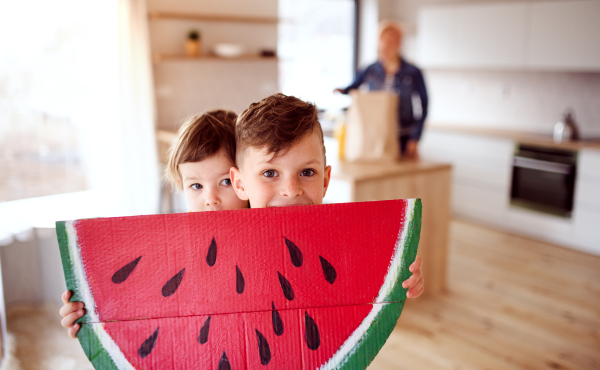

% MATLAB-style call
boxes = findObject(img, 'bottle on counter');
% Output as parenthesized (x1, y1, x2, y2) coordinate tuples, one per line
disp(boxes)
(334, 120, 346, 160)
(553, 111, 579, 143)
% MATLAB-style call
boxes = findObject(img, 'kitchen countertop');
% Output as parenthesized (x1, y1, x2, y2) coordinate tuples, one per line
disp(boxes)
(323, 135, 451, 181)
(427, 123, 600, 151)
(330, 159, 452, 182)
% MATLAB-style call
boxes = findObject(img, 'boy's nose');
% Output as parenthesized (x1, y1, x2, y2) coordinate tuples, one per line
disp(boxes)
(281, 176, 302, 197)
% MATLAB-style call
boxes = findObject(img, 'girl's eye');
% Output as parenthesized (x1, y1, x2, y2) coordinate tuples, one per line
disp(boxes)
(221, 179, 232, 186)
(262, 170, 278, 178)
(301, 169, 316, 177)
(191, 183, 202, 190)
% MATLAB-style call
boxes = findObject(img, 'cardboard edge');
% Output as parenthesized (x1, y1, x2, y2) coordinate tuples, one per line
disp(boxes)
(321, 198, 422, 369)
(340, 199, 421, 369)
(339, 301, 405, 370)
(57, 221, 95, 324)
(78, 324, 119, 370)
(391, 198, 422, 303)
(56, 221, 132, 370)
(56, 221, 88, 322)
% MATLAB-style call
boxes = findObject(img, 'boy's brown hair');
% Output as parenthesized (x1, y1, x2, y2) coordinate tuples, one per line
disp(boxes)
(235, 93, 325, 165)
(165, 109, 237, 190)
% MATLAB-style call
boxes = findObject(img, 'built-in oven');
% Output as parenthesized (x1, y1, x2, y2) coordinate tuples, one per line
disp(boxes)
(510, 145, 577, 218)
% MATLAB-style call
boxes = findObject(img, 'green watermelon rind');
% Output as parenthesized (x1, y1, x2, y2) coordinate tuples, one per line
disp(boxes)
(57, 221, 125, 370)
(57, 199, 421, 370)
(320, 198, 421, 370)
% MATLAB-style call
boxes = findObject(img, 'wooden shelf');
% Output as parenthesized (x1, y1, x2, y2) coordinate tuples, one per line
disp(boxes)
(148, 11, 278, 24)
(152, 54, 278, 63)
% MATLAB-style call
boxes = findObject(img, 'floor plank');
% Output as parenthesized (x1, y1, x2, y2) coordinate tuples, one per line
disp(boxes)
(368, 220, 600, 370)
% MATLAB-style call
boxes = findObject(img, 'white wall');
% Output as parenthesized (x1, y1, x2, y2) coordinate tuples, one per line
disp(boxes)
(148, 0, 279, 130)
(426, 69, 600, 137)
(0, 229, 66, 308)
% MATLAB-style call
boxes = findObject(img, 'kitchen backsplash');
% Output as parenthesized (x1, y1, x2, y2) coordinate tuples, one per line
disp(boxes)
(423, 69, 600, 138)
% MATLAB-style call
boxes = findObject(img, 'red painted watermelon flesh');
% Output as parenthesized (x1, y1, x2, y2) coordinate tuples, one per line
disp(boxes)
(57, 199, 421, 369)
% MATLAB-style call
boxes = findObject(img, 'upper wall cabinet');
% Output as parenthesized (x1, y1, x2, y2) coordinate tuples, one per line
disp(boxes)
(417, 0, 600, 71)
(417, 3, 529, 69)
(528, 1, 600, 71)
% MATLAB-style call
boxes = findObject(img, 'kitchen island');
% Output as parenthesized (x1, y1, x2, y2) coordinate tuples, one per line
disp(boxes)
(324, 138, 452, 297)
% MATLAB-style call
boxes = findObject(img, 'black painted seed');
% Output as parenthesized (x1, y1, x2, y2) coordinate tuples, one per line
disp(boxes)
(218, 351, 231, 370)
(255, 329, 272, 365)
(284, 237, 303, 267)
(206, 237, 217, 266)
(161, 268, 185, 297)
(319, 256, 337, 284)
(277, 272, 294, 301)
(112, 256, 142, 284)
(271, 301, 284, 336)
(198, 316, 211, 344)
(138, 327, 159, 358)
(236, 265, 245, 294)
(304, 312, 320, 350)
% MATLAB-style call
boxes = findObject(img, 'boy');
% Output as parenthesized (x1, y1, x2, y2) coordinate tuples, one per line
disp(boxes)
(230, 93, 424, 297)
(60, 109, 248, 337)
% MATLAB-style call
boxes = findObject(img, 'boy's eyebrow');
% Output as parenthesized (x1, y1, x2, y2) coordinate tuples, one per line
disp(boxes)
(259, 157, 322, 167)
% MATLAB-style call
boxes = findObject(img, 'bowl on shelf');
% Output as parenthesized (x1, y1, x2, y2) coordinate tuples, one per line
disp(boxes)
(213, 43, 245, 58)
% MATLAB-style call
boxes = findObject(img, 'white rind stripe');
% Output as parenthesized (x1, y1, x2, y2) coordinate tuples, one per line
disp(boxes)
(66, 221, 135, 370)
(319, 199, 416, 370)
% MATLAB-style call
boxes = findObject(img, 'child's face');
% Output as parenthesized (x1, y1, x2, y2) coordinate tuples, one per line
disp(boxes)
(231, 131, 331, 208)
(178, 150, 248, 212)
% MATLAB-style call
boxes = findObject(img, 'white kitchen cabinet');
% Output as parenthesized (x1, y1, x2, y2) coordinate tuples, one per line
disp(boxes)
(420, 130, 514, 224)
(417, 3, 529, 69)
(417, 0, 600, 71)
(572, 206, 600, 255)
(528, 1, 600, 71)
(572, 150, 600, 254)
(422, 129, 600, 255)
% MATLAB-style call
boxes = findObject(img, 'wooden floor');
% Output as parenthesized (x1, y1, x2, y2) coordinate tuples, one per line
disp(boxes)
(368, 220, 600, 370)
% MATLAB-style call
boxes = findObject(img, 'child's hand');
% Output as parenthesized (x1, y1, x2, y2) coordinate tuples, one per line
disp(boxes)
(402, 256, 424, 298)
(60, 290, 85, 338)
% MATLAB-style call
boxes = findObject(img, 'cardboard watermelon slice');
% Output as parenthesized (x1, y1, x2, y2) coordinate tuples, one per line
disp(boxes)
(57, 199, 421, 370)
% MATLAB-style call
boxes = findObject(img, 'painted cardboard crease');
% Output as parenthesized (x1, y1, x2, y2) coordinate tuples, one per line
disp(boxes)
(57, 199, 421, 370)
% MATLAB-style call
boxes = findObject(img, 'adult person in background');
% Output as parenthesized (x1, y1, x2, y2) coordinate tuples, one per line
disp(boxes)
(335, 21, 428, 159)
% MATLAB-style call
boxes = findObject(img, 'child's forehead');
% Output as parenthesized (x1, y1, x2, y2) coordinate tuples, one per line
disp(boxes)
(180, 151, 235, 173)
(245, 131, 326, 165)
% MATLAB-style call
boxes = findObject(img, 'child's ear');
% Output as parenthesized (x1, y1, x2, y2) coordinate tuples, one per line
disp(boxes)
(230, 167, 249, 201)
(322, 165, 332, 198)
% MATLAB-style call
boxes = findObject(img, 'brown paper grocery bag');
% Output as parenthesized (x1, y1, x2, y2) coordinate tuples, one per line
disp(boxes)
(344, 90, 400, 163)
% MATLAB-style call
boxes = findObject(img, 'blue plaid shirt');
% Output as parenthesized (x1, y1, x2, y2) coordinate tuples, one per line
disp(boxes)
(341, 58, 428, 141)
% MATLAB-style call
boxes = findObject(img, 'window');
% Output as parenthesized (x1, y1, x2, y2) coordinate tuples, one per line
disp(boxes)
(0, 1, 92, 202)
(278, 0, 356, 113)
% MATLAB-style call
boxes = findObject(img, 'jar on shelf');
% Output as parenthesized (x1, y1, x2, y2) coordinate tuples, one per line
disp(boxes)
(185, 29, 201, 57)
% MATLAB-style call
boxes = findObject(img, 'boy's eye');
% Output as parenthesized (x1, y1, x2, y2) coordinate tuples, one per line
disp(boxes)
(221, 179, 232, 186)
(191, 183, 203, 190)
(262, 170, 278, 178)
(301, 169, 316, 177)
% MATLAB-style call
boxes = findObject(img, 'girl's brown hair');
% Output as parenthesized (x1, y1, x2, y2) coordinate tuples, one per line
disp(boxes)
(165, 109, 237, 190)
